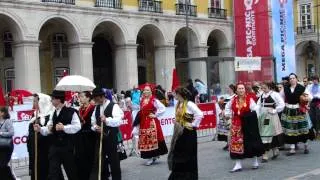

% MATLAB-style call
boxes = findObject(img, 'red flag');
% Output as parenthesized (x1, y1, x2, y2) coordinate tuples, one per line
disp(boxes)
(0, 82, 5, 106)
(171, 68, 180, 92)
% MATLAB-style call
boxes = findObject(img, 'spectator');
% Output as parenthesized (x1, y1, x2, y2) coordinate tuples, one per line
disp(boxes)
(194, 79, 208, 103)
(0, 106, 15, 179)
(186, 79, 198, 103)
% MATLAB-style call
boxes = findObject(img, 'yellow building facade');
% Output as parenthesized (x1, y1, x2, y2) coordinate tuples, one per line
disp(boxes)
(294, 0, 320, 78)
(0, 0, 235, 94)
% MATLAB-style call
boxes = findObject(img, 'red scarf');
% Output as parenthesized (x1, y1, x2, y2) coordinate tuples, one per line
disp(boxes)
(79, 103, 95, 123)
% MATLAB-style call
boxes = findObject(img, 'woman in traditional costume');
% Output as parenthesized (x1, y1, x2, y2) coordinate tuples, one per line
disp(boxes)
(217, 84, 236, 150)
(132, 84, 168, 166)
(282, 73, 314, 155)
(257, 82, 285, 162)
(225, 83, 264, 172)
(168, 87, 203, 180)
(75, 91, 96, 180)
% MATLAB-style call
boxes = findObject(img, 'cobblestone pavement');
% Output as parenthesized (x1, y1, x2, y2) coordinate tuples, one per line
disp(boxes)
(14, 137, 320, 180)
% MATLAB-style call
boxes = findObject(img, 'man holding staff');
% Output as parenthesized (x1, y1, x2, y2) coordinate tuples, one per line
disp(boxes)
(90, 88, 123, 180)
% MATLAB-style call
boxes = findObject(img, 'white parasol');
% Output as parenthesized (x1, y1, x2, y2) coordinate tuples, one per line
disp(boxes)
(55, 75, 96, 92)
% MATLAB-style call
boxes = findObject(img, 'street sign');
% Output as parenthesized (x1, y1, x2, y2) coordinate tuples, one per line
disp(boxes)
(234, 57, 261, 71)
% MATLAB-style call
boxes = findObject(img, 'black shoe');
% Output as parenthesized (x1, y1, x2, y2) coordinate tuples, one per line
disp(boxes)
(271, 154, 279, 160)
(223, 145, 229, 151)
(286, 152, 296, 156)
(261, 159, 268, 163)
(229, 168, 242, 173)
(252, 166, 259, 170)
(304, 149, 309, 154)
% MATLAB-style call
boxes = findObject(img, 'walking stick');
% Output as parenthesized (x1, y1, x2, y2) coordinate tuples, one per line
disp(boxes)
(98, 120, 104, 180)
(34, 110, 39, 180)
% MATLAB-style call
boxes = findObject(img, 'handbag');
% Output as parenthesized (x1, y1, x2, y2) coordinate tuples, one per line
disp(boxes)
(0, 120, 13, 148)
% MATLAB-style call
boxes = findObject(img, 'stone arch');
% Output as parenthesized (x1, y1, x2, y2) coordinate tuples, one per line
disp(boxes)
(207, 29, 229, 54)
(37, 15, 80, 43)
(136, 23, 167, 84)
(296, 40, 320, 78)
(91, 18, 127, 45)
(0, 12, 24, 41)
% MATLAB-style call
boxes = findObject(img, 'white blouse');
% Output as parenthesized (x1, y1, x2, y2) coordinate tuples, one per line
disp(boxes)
(176, 101, 204, 128)
(257, 91, 285, 114)
(224, 96, 258, 117)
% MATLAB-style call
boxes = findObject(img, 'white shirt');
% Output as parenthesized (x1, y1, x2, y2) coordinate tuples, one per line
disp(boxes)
(40, 106, 81, 136)
(305, 83, 320, 99)
(257, 91, 285, 114)
(176, 101, 204, 128)
(224, 96, 258, 117)
(91, 99, 124, 131)
(153, 99, 166, 117)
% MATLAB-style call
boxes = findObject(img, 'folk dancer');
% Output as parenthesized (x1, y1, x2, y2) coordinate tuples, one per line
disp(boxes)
(33, 90, 81, 180)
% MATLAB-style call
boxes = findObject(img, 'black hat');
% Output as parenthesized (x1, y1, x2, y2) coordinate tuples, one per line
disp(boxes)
(50, 90, 65, 98)
(92, 88, 105, 97)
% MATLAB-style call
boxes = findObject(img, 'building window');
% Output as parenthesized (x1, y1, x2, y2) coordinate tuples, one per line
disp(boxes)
(54, 67, 69, 85)
(3, 31, 13, 58)
(52, 33, 68, 58)
(300, 4, 312, 28)
(137, 36, 146, 59)
(210, 0, 220, 8)
(4, 68, 14, 93)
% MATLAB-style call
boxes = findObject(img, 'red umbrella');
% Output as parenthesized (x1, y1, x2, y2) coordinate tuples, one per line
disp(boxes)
(171, 68, 180, 92)
(10, 89, 33, 97)
(0, 83, 5, 106)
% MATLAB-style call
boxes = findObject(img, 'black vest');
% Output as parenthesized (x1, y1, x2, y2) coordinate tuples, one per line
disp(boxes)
(95, 102, 118, 135)
(260, 94, 276, 109)
(51, 106, 76, 146)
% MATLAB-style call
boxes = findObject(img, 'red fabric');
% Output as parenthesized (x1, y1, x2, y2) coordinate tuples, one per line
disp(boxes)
(234, 0, 273, 82)
(138, 96, 165, 151)
(10, 89, 33, 97)
(0, 83, 5, 106)
(247, 92, 258, 102)
(79, 103, 95, 123)
(171, 68, 180, 92)
(62, 70, 73, 102)
(230, 95, 251, 155)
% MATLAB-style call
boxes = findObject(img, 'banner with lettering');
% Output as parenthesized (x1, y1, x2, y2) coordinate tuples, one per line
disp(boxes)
(234, 0, 273, 82)
(272, 0, 296, 81)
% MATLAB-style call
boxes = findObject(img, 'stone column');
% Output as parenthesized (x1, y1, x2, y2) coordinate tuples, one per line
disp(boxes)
(68, 42, 94, 80)
(189, 45, 208, 83)
(154, 45, 176, 91)
(218, 47, 235, 90)
(13, 40, 41, 93)
(114, 44, 139, 91)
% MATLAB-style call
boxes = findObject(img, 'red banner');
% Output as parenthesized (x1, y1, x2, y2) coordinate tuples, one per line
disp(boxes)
(119, 111, 133, 141)
(234, 0, 273, 82)
(17, 110, 34, 121)
(197, 103, 216, 130)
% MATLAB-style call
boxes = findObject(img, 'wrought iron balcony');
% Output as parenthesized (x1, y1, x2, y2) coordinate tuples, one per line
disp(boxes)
(175, 3, 197, 17)
(208, 8, 227, 19)
(95, 0, 122, 9)
(41, 0, 75, 5)
(296, 25, 316, 35)
(138, 0, 162, 13)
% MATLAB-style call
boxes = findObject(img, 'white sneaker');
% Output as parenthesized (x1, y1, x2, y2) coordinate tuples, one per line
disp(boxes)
(145, 159, 154, 166)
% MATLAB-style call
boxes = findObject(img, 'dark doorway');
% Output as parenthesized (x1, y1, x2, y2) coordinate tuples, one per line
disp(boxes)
(92, 37, 114, 88)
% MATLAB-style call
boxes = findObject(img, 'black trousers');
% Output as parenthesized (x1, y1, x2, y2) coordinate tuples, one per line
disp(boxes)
(90, 128, 121, 180)
(0, 144, 15, 180)
(48, 144, 78, 180)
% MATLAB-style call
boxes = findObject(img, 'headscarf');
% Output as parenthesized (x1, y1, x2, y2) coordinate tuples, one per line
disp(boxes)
(30, 93, 54, 125)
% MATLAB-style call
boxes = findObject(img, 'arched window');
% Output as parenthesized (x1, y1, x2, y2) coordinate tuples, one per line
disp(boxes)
(4, 68, 14, 93)
(52, 33, 68, 58)
(3, 31, 13, 58)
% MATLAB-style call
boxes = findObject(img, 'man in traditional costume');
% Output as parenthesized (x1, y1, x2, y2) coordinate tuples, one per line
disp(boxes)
(34, 90, 81, 180)
(90, 88, 123, 180)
